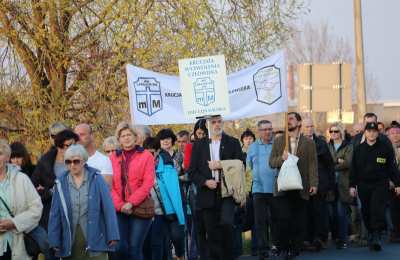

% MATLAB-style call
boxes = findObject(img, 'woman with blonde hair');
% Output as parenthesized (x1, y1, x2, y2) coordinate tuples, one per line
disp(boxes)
(327, 122, 353, 249)
(110, 122, 155, 260)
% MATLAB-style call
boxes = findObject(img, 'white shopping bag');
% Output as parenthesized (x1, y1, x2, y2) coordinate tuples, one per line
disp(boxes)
(277, 153, 303, 192)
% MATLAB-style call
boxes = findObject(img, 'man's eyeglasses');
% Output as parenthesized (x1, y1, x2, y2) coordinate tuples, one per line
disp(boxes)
(258, 128, 273, 131)
(329, 130, 340, 134)
(210, 119, 222, 125)
(65, 159, 82, 165)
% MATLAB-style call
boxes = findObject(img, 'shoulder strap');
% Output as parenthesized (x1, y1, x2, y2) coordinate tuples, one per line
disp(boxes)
(152, 185, 166, 215)
(0, 196, 14, 218)
(55, 180, 71, 229)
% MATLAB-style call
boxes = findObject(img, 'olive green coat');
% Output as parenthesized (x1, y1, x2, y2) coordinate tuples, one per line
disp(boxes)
(328, 140, 353, 203)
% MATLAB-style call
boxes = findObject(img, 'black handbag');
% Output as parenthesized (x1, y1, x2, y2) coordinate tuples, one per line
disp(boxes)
(0, 196, 42, 256)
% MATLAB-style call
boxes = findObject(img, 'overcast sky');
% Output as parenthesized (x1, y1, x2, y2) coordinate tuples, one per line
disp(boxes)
(300, 0, 400, 103)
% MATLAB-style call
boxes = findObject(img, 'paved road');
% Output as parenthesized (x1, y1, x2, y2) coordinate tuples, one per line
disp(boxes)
(239, 243, 400, 260)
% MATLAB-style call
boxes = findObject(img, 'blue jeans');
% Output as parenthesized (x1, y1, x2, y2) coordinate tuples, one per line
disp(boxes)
(144, 215, 185, 260)
(113, 213, 151, 260)
(143, 215, 169, 260)
(28, 225, 54, 260)
(188, 215, 198, 260)
(337, 200, 350, 242)
(166, 219, 185, 257)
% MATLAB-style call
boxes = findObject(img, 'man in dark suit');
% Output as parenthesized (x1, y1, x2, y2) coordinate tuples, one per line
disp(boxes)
(303, 118, 335, 250)
(188, 115, 243, 260)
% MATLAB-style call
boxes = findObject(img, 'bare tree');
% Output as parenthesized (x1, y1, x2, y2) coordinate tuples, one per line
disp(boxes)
(285, 21, 380, 103)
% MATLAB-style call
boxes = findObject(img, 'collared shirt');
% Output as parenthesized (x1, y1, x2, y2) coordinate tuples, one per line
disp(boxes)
(68, 171, 89, 243)
(211, 140, 221, 182)
(246, 139, 276, 194)
(0, 171, 12, 256)
(290, 135, 300, 155)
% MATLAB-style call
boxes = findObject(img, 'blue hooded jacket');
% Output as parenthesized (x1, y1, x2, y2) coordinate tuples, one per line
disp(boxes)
(48, 165, 119, 257)
(156, 152, 185, 225)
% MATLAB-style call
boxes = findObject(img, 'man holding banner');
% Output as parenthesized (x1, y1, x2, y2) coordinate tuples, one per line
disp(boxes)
(269, 112, 318, 259)
(188, 115, 243, 260)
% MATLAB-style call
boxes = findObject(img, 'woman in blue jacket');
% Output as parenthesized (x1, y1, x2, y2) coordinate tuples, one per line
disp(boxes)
(48, 144, 119, 259)
(146, 129, 185, 260)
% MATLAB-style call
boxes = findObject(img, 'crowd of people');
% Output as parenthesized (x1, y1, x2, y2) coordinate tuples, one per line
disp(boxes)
(0, 111, 399, 260)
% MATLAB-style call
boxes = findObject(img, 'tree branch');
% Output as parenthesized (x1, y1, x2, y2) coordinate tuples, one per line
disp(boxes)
(70, 0, 119, 44)
(0, 8, 47, 90)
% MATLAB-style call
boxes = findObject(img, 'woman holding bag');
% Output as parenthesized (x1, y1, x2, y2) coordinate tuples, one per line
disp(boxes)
(111, 122, 155, 260)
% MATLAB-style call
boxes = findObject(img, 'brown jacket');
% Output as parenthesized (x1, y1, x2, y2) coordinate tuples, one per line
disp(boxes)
(269, 134, 318, 200)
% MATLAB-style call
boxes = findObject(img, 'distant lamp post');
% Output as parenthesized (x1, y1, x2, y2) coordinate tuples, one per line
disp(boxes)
(354, 0, 367, 122)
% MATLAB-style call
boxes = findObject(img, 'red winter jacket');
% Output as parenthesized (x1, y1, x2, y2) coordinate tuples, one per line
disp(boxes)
(183, 143, 193, 171)
(110, 147, 155, 212)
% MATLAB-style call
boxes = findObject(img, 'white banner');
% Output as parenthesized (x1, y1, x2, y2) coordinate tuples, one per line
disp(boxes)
(179, 55, 230, 118)
(126, 51, 287, 125)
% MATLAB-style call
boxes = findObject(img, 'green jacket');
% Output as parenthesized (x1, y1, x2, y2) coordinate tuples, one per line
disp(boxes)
(328, 140, 353, 203)
(269, 134, 318, 200)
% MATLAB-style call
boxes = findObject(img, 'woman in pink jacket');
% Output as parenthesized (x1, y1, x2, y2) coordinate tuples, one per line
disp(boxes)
(110, 122, 155, 260)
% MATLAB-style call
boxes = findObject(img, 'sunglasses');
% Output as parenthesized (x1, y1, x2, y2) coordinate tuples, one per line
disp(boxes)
(104, 149, 116, 154)
(65, 159, 82, 165)
(329, 130, 340, 134)
(63, 143, 73, 149)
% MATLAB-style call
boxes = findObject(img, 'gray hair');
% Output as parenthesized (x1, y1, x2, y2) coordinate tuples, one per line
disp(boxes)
(257, 120, 272, 128)
(64, 144, 89, 162)
(134, 125, 152, 139)
(49, 122, 68, 136)
(0, 139, 11, 159)
(102, 136, 120, 150)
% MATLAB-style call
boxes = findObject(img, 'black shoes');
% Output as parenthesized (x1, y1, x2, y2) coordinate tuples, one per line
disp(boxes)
(258, 251, 270, 260)
(336, 240, 348, 250)
(368, 232, 382, 251)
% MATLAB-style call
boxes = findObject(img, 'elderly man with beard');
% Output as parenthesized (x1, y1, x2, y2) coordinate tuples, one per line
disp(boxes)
(188, 115, 243, 260)
(269, 112, 318, 259)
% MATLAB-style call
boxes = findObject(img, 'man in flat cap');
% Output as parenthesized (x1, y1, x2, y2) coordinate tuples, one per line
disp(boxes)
(350, 122, 400, 251)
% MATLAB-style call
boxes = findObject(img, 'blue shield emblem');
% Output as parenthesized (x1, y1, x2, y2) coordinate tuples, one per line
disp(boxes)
(194, 77, 215, 106)
(253, 65, 282, 105)
(134, 77, 162, 116)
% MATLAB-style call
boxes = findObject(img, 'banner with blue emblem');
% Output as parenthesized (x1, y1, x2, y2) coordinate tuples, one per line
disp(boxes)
(178, 55, 230, 118)
(126, 51, 287, 125)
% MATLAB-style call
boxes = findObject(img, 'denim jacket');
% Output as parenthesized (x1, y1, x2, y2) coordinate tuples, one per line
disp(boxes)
(48, 165, 119, 257)
(246, 139, 276, 194)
